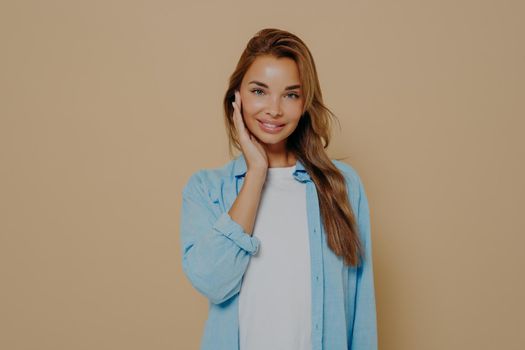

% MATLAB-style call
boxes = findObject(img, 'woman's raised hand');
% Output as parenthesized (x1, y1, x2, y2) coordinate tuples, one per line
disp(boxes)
(232, 90, 268, 173)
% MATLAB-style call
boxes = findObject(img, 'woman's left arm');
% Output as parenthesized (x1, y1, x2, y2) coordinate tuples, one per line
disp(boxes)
(349, 176, 378, 350)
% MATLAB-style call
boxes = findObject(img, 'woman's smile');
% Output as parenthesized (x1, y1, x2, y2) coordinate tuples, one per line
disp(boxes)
(257, 120, 286, 133)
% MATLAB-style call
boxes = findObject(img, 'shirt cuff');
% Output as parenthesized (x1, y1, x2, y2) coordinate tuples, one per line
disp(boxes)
(212, 211, 260, 256)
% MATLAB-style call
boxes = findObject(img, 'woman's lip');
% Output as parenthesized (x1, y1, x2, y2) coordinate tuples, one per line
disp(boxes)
(257, 120, 285, 133)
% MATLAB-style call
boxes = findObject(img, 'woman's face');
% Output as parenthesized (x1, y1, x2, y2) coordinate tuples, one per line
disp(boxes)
(239, 55, 305, 150)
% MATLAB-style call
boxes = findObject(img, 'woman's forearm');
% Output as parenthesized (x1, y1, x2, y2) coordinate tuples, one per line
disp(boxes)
(228, 170, 266, 236)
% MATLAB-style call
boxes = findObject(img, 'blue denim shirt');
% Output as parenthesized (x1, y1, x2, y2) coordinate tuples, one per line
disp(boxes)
(180, 154, 377, 350)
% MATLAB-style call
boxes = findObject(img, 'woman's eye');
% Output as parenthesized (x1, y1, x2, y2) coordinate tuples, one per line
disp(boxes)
(250, 89, 300, 99)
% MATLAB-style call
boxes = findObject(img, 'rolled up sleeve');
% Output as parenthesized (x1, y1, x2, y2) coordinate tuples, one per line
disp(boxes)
(212, 211, 260, 254)
(180, 172, 260, 304)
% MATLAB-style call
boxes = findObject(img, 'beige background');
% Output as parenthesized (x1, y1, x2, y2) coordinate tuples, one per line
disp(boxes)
(1, 0, 523, 349)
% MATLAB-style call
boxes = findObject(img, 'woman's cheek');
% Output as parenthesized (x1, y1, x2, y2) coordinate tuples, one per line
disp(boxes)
(242, 105, 256, 121)
(242, 99, 261, 118)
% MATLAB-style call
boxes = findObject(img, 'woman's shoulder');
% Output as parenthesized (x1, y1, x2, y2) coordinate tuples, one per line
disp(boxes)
(331, 159, 362, 185)
(331, 158, 365, 201)
(182, 157, 365, 199)
(181, 159, 237, 196)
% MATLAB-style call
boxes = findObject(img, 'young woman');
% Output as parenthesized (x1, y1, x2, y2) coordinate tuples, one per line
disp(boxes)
(180, 28, 377, 350)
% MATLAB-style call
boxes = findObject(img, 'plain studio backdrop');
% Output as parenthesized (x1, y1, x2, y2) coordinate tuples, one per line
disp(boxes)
(1, 1, 523, 349)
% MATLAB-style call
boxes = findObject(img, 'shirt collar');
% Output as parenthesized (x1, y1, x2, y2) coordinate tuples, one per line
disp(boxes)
(233, 153, 311, 182)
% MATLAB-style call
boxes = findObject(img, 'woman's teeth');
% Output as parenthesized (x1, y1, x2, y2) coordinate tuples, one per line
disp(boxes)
(263, 123, 280, 129)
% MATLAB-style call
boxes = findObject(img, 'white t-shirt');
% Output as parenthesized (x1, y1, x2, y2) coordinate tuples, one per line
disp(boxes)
(238, 165, 312, 350)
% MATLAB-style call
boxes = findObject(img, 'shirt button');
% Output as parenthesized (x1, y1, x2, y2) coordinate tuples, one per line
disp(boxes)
(315, 324, 319, 330)
(315, 275, 319, 281)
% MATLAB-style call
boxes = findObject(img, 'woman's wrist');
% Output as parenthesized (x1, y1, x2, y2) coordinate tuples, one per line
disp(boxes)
(245, 169, 267, 186)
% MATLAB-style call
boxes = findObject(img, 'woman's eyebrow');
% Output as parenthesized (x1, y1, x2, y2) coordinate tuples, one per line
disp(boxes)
(248, 80, 301, 90)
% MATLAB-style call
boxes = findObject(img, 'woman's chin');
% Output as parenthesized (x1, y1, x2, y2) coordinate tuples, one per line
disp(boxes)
(256, 135, 287, 147)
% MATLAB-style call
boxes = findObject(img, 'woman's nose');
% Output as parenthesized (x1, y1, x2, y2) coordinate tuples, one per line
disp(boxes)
(266, 96, 283, 117)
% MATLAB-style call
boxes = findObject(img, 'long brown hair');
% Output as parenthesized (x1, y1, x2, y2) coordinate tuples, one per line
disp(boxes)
(222, 28, 364, 267)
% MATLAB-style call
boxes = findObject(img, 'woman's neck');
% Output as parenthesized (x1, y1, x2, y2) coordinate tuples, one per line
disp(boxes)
(265, 150, 297, 168)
